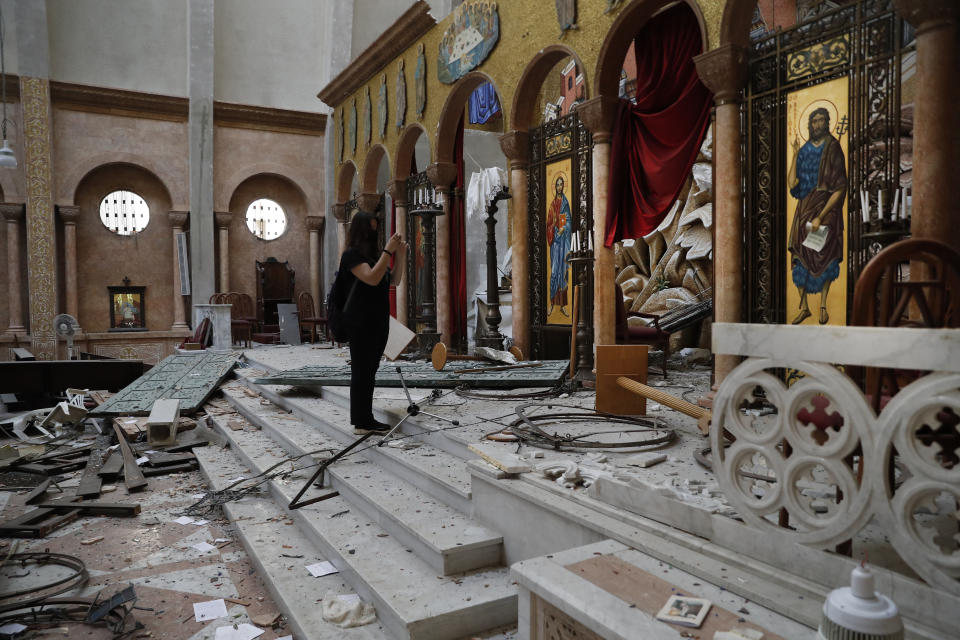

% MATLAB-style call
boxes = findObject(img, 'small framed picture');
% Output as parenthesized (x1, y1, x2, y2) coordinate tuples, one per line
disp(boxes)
(655, 595, 711, 628)
(108, 285, 147, 331)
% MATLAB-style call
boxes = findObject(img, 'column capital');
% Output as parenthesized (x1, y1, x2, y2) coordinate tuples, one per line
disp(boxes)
(57, 205, 81, 225)
(895, 0, 960, 31)
(0, 202, 25, 221)
(577, 95, 621, 143)
(306, 215, 325, 232)
(694, 44, 748, 105)
(214, 211, 232, 229)
(331, 203, 349, 222)
(426, 161, 457, 190)
(357, 192, 381, 212)
(168, 210, 189, 228)
(386, 179, 408, 205)
(499, 130, 530, 169)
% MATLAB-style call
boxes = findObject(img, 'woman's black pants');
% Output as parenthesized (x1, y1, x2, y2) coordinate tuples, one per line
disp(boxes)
(348, 324, 388, 425)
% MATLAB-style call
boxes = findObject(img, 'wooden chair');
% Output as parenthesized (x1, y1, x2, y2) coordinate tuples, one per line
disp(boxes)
(851, 238, 960, 412)
(614, 282, 671, 377)
(225, 292, 257, 348)
(297, 292, 328, 344)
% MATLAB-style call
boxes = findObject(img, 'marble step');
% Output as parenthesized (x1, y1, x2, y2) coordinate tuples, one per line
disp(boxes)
(194, 432, 517, 640)
(209, 493, 389, 639)
(208, 390, 504, 575)
(230, 371, 482, 514)
(239, 355, 473, 460)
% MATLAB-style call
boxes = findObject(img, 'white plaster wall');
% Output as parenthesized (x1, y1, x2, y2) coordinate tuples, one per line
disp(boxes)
(45, 0, 188, 95)
(214, 0, 327, 113)
(350, 0, 416, 60)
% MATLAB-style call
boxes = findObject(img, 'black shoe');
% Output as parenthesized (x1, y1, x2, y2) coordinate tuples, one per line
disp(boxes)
(353, 421, 391, 435)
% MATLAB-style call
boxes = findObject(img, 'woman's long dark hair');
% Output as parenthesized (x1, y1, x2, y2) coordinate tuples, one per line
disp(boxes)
(346, 210, 380, 260)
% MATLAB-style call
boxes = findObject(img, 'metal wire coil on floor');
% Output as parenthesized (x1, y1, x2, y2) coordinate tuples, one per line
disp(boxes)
(506, 403, 676, 450)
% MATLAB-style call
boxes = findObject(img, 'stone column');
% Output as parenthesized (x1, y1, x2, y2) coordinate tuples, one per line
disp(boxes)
(332, 203, 348, 258)
(306, 216, 325, 312)
(426, 161, 458, 346)
(169, 211, 190, 329)
(499, 130, 531, 356)
(578, 96, 620, 350)
(695, 44, 749, 385)
(1, 203, 26, 336)
(188, 0, 216, 310)
(15, 0, 56, 358)
(215, 211, 231, 292)
(895, 0, 960, 248)
(57, 205, 81, 324)
(387, 179, 408, 325)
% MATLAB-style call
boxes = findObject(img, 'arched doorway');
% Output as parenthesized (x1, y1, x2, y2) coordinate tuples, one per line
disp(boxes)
(396, 124, 433, 337)
(435, 72, 509, 353)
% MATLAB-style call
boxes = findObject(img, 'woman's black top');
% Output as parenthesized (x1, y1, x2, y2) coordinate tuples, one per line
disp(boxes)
(339, 248, 390, 329)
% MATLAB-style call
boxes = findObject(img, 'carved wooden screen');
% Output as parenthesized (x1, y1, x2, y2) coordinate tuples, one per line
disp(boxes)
(527, 112, 593, 359)
(744, 0, 913, 324)
(405, 171, 436, 336)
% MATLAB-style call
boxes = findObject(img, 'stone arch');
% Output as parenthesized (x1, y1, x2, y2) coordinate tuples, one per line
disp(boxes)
(60, 151, 182, 210)
(593, 0, 708, 99)
(720, 0, 756, 48)
(336, 161, 358, 204)
(435, 71, 505, 165)
(511, 44, 587, 133)
(219, 162, 317, 214)
(395, 123, 430, 181)
(361, 144, 391, 193)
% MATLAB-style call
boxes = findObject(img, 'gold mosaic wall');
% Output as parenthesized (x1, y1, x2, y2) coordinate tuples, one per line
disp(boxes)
(20, 76, 57, 360)
(335, 0, 729, 187)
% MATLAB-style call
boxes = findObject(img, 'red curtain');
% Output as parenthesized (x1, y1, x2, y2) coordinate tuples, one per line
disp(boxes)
(604, 4, 713, 247)
(450, 115, 468, 349)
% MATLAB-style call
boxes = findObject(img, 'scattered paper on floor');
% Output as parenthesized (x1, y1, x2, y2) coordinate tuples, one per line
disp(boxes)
(306, 561, 338, 577)
(213, 623, 264, 640)
(193, 598, 228, 622)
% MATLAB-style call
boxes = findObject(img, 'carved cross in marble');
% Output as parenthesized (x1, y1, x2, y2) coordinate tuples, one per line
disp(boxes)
(796, 394, 844, 446)
(916, 407, 960, 469)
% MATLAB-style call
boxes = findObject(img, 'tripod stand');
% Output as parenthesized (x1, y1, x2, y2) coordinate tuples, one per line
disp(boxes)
(378, 366, 459, 446)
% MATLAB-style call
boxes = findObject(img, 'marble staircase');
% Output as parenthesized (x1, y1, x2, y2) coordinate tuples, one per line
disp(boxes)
(194, 364, 517, 640)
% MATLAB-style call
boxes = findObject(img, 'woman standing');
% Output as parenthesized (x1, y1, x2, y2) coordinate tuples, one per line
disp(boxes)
(339, 211, 407, 434)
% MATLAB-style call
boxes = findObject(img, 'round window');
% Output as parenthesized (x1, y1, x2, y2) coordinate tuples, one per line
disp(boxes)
(99, 190, 150, 235)
(245, 199, 287, 240)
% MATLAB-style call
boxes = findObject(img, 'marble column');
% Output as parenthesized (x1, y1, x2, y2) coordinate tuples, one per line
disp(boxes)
(426, 161, 458, 346)
(188, 0, 216, 310)
(306, 216, 325, 313)
(695, 44, 749, 385)
(499, 130, 530, 356)
(57, 205, 81, 324)
(1, 203, 26, 336)
(579, 96, 620, 350)
(169, 211, 190, 330)
(895, 0, 960, 248)
(332, 203, 348, 259)
(215, 211, 232, 292)
(387, 179, 408, 325)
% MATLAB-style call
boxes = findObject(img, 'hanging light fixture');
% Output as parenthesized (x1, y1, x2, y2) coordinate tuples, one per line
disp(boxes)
(0, 4, 16, 169)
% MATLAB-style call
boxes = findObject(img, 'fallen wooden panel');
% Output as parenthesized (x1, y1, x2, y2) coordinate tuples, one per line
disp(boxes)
(142, 461, 198, 476)
(92, 351, 240, 416)
(23, 478, 51, 504)
(145, 452, 196, 467)
(76, 449, 105, 499)
(253, 359, 570, 389)
(0, 507, 80, 537)
(468, 443, 533, 474)
(113, 416, 148, 441)
(112, 422, 148, 492)
(98, 449, 123, 478)
(35, 500, 141, 517)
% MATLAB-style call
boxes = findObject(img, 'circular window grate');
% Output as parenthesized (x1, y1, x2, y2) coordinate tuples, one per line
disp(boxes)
(245, 199, 287, 240)
(99, 190, 150, 235)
